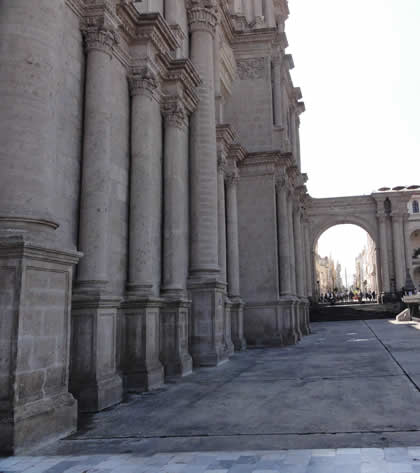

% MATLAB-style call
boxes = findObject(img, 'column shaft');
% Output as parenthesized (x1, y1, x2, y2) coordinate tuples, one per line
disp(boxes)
(162, 101, 189, 296)
(0, 0, 62, 230)
(392, 215, 406, 292)
(226, 177, 241, 297)
(128, 71, 162, 296)
(378, 216, 391, 293)
(293, 209, 305, 297)
(287, 197, 297, 293)
(272, 58, 283, 128)
(78, 30, 116, 286)
(276, 184, 292, 295)
(189, 10, 219, 276)
(218, 169, 227, 283)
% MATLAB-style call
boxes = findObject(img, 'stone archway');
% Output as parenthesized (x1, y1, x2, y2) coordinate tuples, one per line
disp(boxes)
(305, 196, 381, 299)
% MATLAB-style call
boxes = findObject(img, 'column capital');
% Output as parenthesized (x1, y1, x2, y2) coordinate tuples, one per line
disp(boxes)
(276, 174, 288, 189)
(226, 171, 240, 187)
(272, 55, 281, 67)
(83, 26, 119, 56)
(187, 1, 219, 36)
(162, 97, 188, 130)
(129, 65, 161, 100)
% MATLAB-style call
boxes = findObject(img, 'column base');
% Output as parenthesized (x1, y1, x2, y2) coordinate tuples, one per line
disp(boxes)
(0, 393, 77, 456)
(160, 299, 193, 378)
(230, 297, 247, 351)
(224, 299, 235, 358)
(297, 298, 311, 336)
(380, 292, 398, 303)
(188, 279, 229, 367)
(279, 297, 301, 345)
(121, 297, 164, 392)
(70, 292, 123, 413)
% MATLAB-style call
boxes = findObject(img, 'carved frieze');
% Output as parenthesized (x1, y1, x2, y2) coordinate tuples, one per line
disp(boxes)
(236, 57, 266, 80)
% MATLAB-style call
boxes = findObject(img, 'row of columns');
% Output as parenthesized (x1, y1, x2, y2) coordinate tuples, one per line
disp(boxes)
(377, 203, 411, 297)
(71, 1, 246, 409)
(276, 172, 311, 342)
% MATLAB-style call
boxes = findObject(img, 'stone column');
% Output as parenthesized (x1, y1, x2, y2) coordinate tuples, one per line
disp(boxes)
(404, 214, 413, 274)
(392, 213, 406, 293)
(71, 25, 123, 412)
(127, 67, 162, 297)
(121, 66, 164, 391)
(378, 213, 391, 295)
(218, 159, 228, 284)
(0, 0, 81, 454)
(276, 177, 297, 344)
(276, 181, 292, 296)
(188, 3, 227, 367)
(293, 205, 305, 337)
(226, 174, 247, 350)
(160, 97, 193, 377)
(272, 56, 283, 128)
(287, 197, 297, 294)
(287, 193, 299, 340)
(304, 224, 313, 300)
(188, 3, 219, 277)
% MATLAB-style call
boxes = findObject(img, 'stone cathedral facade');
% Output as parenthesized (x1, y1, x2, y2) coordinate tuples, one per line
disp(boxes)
(0, 0, 312, 454)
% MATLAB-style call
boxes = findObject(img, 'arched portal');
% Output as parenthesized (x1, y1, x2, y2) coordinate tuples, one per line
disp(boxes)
(312, 223, 380, 300)
(305, 196, 385, 300)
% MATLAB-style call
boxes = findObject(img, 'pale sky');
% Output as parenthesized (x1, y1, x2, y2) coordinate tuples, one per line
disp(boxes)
(286, 0, 420, 278)
(317, 225, 368, 286)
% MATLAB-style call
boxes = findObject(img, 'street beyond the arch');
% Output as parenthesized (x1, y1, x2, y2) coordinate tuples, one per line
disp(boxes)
(38, 319, 420, 458)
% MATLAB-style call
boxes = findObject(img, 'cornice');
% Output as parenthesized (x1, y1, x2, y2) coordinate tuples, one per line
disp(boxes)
(116, 5, 179, 55)
(160, 56, 201, 114)
(228, 143, 247, 164)
(66, 0, 85, 17)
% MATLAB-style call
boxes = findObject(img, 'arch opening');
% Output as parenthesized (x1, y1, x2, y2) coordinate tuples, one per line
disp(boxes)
(313, 224, 380, 304)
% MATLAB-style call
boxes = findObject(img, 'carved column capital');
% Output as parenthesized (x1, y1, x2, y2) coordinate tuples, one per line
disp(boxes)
(162, 97, 188, 130)
(129, 66, 160, 100)
(187, 1, 219, 36)
(226, 171, 240, 187)
(83, 26, 119, 57)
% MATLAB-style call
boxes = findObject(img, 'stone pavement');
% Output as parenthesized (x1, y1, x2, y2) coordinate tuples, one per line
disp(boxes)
(4, 319, 420, 470)
(2, 448, 420, 473)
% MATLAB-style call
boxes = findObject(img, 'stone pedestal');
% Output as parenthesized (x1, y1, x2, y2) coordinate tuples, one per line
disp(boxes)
(70, 294, 123, 413)
(231, 298, 247, 351)
(224, 299, 235, 357)
(278, 297, 299, 345)
(160, 300, 193, 378)
(0, 236, 79, 455)
(188, 280, 228, 367)
(121, 298, 164, 392)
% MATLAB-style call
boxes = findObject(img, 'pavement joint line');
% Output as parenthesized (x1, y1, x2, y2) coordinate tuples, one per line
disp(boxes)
(65, 428, 420, 441)
(363, 320, 420, 393)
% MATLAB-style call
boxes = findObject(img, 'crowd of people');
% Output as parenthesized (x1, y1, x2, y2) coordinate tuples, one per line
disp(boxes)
(319, 290, 377, 305)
